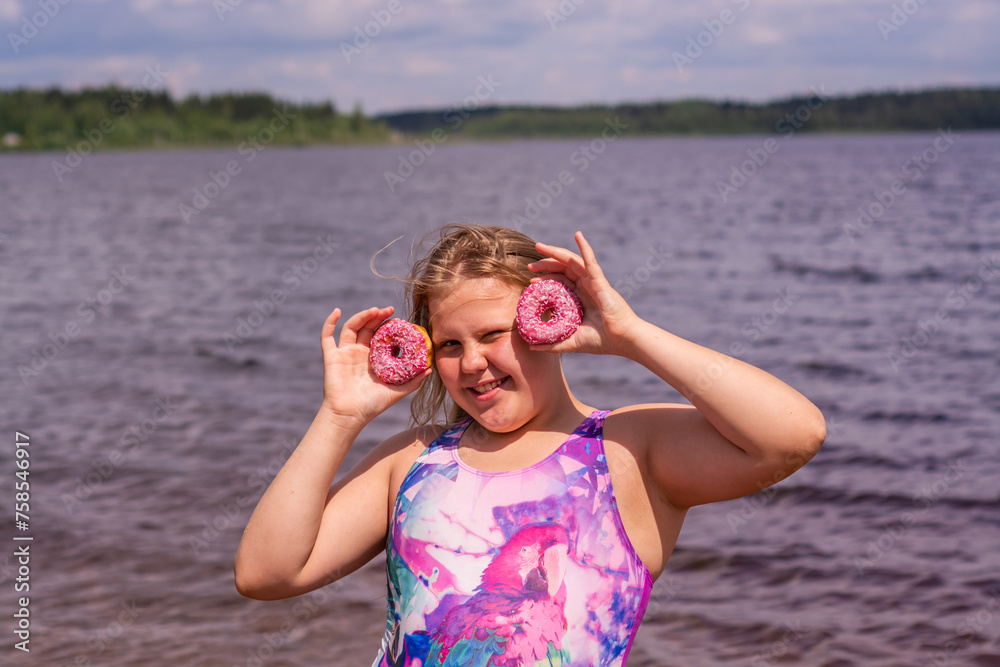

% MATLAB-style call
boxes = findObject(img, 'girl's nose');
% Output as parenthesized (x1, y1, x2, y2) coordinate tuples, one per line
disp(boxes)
(460, 343, 488, 374)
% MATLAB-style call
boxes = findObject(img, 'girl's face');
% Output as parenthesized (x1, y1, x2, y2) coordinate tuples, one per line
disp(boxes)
(429, 276, 564, 434)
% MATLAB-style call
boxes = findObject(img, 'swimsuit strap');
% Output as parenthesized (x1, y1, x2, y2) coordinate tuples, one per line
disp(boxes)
(425, 417, 473, 451)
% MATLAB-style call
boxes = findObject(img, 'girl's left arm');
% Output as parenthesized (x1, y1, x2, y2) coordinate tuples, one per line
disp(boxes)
(531, 232, 826, 510)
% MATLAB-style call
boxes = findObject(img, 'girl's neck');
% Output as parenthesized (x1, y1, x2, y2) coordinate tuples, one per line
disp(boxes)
(462, 388, 593, 456)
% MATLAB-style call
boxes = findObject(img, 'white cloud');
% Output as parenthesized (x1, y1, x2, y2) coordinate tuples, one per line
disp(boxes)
(0, 0, 996, 113)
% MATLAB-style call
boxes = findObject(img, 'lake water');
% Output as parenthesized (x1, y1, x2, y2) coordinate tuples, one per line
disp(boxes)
(1, 130, 999, 666)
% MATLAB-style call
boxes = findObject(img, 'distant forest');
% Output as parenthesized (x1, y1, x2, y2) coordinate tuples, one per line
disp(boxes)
(1, 86, 998, 151)
(377, 87, 1000, 138)
(0, 88, 387, 150)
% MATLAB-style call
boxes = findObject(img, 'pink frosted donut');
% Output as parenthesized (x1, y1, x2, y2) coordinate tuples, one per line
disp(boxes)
(369, 319, 433, 385)
(515, 280, 583, 345)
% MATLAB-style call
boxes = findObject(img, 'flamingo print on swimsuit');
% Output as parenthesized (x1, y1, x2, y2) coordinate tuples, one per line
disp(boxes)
(371, 410, 652, 667)
(427, 523, 571, 666)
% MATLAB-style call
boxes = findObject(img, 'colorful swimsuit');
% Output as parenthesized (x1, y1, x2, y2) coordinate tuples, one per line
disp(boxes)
(372, 410, 652, 667)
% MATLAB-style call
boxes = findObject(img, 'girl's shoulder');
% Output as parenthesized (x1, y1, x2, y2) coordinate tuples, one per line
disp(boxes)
(382, 422, 451, 496)
(604, 402, 698, 451)
(380, 422, 448, 459)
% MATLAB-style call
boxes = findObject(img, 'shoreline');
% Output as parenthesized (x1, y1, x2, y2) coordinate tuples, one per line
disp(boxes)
(3, 127, 1000, 157)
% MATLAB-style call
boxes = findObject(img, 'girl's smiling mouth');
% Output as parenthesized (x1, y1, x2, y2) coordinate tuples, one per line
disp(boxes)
(469, 377, 508, 396)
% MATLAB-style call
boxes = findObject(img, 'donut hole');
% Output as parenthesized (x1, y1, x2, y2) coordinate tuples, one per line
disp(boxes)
(540, 308, 554, 322)
(391, 344, 403, 358)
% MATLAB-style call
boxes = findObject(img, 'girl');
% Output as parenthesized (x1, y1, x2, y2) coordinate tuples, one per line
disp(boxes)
(235, 225, 826, 666)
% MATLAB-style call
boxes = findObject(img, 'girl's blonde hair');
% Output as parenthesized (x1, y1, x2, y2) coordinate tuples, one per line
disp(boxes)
(401, 224, 543, 426)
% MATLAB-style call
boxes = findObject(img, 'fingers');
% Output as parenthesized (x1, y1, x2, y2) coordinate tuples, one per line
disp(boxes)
(534, 232, 604, 277)
(569, 231, 602, 278)
(354, 306, 395, 347)
(527, 258, 569, 275)
(321, 308, 342, 346)
(333, 306, 394, 347)
(533, 240, 583, 276)
(533, 232, 609, 289)
(574, 231, 609, 284)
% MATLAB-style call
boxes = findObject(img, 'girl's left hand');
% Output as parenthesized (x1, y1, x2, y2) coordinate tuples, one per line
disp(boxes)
(527, 231, 643, 356)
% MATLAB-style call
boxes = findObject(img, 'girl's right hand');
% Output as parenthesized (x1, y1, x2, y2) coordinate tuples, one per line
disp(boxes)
(319, 306, 431, 429)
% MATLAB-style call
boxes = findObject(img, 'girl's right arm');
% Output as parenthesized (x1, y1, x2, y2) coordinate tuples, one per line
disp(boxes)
(233, 306, 431, 600)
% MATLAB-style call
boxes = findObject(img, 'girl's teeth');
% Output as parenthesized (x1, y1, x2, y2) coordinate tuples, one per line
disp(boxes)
(473, 379, 503, 394)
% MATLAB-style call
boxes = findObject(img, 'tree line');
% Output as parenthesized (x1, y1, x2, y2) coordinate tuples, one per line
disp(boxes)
(376, 87, 1000, 138)
(0, 87, 386, 150)
(2, 85, 998, 151)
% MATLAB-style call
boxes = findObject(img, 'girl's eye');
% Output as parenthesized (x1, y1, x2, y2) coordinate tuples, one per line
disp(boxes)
(437, 340, 459, 349)
(483, 330, 507, 340)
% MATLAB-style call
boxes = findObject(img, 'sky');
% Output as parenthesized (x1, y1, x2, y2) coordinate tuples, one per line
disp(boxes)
(1, 0, 998, 115)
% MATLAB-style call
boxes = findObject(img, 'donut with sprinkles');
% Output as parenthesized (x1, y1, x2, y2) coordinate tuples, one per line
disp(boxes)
(515, 279, 583, 345)
(369, 319, 433, 385)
